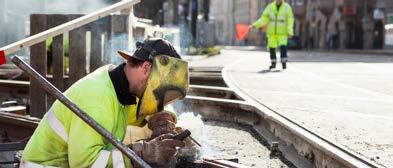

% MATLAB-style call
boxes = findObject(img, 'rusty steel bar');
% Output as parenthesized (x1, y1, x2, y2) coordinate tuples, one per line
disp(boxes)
(11, 56, 151, 168)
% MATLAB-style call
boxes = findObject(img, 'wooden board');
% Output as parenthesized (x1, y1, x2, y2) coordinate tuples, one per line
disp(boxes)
(89, 16, 110, 71)
(29, 14, 47, 118)
(47, 14, 67, 92)
(111, 15, 129, 63)
(68, 15, 87, 85)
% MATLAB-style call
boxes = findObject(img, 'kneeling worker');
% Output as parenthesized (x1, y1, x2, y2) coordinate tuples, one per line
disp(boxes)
(251, 0, 294, 69)
(21, 38, 189, 167)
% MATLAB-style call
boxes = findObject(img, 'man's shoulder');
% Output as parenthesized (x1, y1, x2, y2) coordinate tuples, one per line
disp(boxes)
(66, 65, 114, 97)
(283, 2, 292, 9)
(267, 2, 275, 7)
(79, 65, 110, 84)
(263, 2, 274, 11)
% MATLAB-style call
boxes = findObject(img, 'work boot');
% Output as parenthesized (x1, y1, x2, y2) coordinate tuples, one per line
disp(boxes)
(269, 63, 276, 70)
(282, 62, 287, 69)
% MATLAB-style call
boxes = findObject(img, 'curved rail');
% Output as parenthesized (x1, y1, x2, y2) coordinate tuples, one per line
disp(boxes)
(189, 85, 241, 100)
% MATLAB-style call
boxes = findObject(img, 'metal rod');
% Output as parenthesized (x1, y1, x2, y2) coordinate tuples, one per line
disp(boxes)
(189, 136, 202, 147)
(11, 56, 151, 168)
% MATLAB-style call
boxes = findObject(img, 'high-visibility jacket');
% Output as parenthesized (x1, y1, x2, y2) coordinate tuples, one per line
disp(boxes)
(21, 65, 143, 168)
(252, 0, 294, 48)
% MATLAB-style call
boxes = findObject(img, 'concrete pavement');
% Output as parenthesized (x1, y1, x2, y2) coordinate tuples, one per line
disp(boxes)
(189, 48, 393, 167)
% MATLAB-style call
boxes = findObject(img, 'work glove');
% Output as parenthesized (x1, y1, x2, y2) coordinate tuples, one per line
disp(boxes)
(174, 127, 200, 157)
(148, 111, 176, 139)
(132, 134, 185, 167)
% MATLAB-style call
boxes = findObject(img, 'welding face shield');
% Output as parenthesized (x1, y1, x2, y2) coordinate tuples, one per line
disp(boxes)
(139, 55, 189, 118)
(118, 38, 189, 119)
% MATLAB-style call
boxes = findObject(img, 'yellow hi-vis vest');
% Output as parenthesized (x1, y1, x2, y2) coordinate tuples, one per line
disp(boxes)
(21, 65, 142, 168)
(252, 0, 294, 36)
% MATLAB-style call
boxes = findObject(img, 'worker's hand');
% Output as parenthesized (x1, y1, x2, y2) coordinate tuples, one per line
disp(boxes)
(133, 134, 185, 166)
(288, 35, 294, 39)
(249, 25, 254, 29)
(148, 112, 176, 139)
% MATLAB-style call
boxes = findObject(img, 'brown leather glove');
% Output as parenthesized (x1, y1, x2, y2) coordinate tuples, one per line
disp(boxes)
(132, 134, 185, 167)
(148, 112, 176, 139)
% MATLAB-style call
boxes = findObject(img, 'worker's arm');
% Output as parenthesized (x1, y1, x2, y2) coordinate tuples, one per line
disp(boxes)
(67, 91, 128, 167)
(286, 5, 295, 36)
(252, 6, 270, 29)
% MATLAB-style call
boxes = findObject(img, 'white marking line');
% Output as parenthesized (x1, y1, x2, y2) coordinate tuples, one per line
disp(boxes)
(254, 90, 393, 103)
(277, 106, 393, 121)
(289, 64, 393, 99)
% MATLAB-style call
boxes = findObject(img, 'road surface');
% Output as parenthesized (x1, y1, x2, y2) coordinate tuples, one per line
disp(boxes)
(189, 48, 393, 167)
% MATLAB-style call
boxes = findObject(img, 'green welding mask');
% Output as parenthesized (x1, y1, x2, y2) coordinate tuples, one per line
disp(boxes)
(138, 54, 189, 118)
(118, 38, 189, 122)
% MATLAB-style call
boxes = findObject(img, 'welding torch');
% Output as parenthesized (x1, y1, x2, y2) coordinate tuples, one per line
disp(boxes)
(173, 129, 202, 147)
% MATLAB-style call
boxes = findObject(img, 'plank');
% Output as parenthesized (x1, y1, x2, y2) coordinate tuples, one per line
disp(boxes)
(89, 17, 110, 71)
(111, 15, 128, 33)
(103, 17, 113, 65)
(111, 15, 129, 61)
(68, 15, 87, 85)
(29, 14, 47, 118)
(47, 14, 67, 92)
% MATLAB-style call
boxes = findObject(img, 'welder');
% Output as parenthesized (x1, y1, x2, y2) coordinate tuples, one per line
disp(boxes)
(251, 0, 294, 70)
(21, 38, 189, 168)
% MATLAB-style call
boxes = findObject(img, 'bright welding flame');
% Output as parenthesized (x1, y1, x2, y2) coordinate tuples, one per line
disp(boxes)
(177, 112, 204, 137)
(176, 112, 220, 159)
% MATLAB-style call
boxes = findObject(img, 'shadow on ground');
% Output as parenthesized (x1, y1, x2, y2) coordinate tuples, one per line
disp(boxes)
(258, 69, 282, 74)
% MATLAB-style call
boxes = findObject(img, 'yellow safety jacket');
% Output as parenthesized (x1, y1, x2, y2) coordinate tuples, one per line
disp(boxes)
(21, 65, 142, 168)
(252, 0, 294, 48)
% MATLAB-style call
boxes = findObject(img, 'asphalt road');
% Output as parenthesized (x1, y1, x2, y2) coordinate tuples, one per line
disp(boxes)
(189, 48, 393, 167)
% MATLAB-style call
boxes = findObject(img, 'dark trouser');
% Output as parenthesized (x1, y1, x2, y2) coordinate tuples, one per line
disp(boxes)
(269, 45, 288, 64)
(374, 20, 384, 49)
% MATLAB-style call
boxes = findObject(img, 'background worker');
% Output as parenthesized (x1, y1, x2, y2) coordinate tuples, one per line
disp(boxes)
(21, 38, 188, 168)
(250, 0, 294, 70)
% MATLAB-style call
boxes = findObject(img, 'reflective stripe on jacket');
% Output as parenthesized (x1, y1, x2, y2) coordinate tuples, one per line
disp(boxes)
(22, 65, 141, 168)
(252, 0, 294, 36)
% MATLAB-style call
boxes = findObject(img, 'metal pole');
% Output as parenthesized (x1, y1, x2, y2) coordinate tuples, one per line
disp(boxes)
(11, 56, 151, 168)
